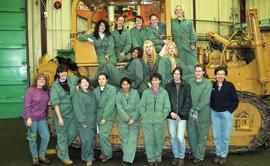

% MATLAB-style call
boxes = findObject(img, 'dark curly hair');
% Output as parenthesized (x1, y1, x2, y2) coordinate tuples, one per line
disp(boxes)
(93, 20, 111, 39)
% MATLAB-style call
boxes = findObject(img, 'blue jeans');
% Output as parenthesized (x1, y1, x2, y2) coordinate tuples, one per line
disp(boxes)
(26, 120, 50, 158)
(211, 109, 234, 158)
(168, 119, 187, 159)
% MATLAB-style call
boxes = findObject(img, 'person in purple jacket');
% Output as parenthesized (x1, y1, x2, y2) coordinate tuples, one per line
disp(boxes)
(23, 73, 51, 166)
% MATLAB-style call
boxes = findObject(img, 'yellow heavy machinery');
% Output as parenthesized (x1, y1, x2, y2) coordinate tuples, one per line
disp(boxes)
(37, 0, 270, 152)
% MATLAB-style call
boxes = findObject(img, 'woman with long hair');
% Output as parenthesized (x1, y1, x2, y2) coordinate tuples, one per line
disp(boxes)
(78, 19, 116, 65)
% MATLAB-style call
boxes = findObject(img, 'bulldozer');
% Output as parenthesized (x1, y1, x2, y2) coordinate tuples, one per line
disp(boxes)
(37, 0, 270, 152)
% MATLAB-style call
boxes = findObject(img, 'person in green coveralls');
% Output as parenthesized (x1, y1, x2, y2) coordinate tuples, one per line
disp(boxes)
(148, 13, 166, 53)
(93, 72, 116, 162)
(139, 73, 171, 166)
(130, 16, 154, 48)
(50, 64, 78, 165)
(138, 40, 160, 94)
(116, 77, 141, 166)
(112, 16, 132, 62)
(172, 4, 197, 67)
(102, 47, 143, 89)
(187, 64, 212, 163)
(72, 76, 97, 166)
(78, 19, 116, 73)
(158, 41, 178, 87)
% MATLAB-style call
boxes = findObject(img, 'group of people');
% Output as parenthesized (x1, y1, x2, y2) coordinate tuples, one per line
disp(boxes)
(22, 4, 239, 166)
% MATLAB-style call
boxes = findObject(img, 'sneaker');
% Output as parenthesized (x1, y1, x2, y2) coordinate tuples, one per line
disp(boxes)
(32, 157, 39, 166)
(39, 157, 51, 164)
(193, 158, 203, 163)
(62, 159, 73, 165)
(178, 159, 184, 166)
(171, 158, 178, 165)
(214, 156, 221, 164)
(219, 157, 226, 165)
(86, 161, 93, 166)
(101, 156, 111, 162)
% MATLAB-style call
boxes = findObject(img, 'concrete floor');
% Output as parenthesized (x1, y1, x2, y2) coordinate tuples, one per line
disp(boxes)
(1, 118, 270, 166)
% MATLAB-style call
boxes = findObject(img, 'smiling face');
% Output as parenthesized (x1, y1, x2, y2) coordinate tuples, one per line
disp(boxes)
(167, 45, 176, 57)
(98, 74, 107, 86)
(194, 66, 205, 80)
(121, 80, 130, 93)
(79, 78, 90, 91)
(99, 22, 106, 33)
(135, 17, 143, 28)
(131, 49, 139, 59)
(175, 5, 184, 18)
(58, 71, 68, 81)
(37, 77, 46, 88)
(150, 15, 158, 27)
(216, 70, 226, 83)
(116, 16, 124, 29)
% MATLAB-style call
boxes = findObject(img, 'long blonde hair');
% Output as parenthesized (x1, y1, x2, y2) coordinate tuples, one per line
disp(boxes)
(142, 40, 158, 64)
(165, 41, 178, 70)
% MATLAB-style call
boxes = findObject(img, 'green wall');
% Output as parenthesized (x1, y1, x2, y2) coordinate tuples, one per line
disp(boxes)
(0, 0, 28, 119)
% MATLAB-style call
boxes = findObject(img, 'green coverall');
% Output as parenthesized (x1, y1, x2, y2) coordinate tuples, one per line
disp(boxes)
(93, 84, 116, 159)
(172, 18, 197, 67)
(50, 76, 78, 161)
(187, 77, 213, 160)
(78, 33, 117, 75)
(130, 27, 154, 48)
(72, 90, 97, 162)
(103, 58, 143, 89)
(116, 89, 141, 163)
(111, 28, 132, 62)
(139, 87, 171, 163)
(157, 55, 173, 87)
(147, 22, 166, 53)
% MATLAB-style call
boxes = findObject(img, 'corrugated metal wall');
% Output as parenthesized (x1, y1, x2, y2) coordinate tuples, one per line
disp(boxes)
(171, 0, 240, 37)
(46, 0, 72, 58)
(246, 0, 270, 20)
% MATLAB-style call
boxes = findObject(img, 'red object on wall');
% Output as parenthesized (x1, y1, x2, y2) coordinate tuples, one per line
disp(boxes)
(54, 0, 62, 9)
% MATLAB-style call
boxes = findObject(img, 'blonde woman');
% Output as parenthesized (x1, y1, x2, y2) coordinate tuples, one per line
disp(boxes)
(158, 41, 178, 86)
(138, 40, 160, 94)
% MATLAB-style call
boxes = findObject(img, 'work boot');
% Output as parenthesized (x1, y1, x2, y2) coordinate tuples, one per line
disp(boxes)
(62, 159, 73, 165)
(219, 157, 226, 165)
(86, 161, 93, 166)
(214, 156, 221, 164)
(32, 157, 39, 166)
(39, 157, 51, 164)
(193, 158, 203, 163)
(178, 159, 184, 166)
(171, 158, 178, 165)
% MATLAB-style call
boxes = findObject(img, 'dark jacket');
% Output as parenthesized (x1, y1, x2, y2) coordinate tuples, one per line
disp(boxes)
(210, 80, 239, 113)
(165, 79, 192, 120)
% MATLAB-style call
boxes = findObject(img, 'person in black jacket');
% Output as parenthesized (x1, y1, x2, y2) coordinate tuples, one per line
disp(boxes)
(165, 67, 192, 166)
(210, 66, 239, 165)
